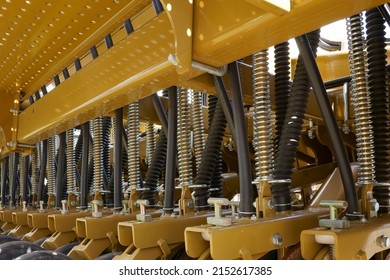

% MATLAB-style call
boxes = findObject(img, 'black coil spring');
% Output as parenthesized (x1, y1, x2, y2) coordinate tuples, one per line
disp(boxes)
(366, 8, 390, 212)
(274, 41, 291, 152)
(271, 30, 320, 212)
(141, 129, 167, 205)
(194, 98, 227, 210)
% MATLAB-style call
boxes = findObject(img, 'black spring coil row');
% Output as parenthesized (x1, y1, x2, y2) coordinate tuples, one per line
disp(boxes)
(271, 30, 320, 212)
(194, 98, 227, 210)
(207, 95, 224, 198)
(274, 41, 291, 152)
(366, 8, 390, 212)
(141, 129, 167, 205)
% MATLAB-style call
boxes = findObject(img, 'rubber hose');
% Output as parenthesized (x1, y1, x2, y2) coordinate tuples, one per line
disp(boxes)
(366, 8, 390, 212)
(271, 30, 320, 212)
(194, 99, 227, 210)
(207, 95, 224, 198)
(274, 41, 291, 151)
(141, 129, 167, 205)
(80, 122, 90, 209)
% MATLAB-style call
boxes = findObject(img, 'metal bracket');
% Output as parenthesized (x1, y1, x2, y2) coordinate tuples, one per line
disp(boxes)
(161, 0, 193, 74)
(136, 199, 152, 222)
(207, 198, 232, 226)
(319, 200, 350, 229)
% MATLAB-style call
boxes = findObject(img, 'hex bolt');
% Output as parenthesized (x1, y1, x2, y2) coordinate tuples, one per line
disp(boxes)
(369, 199, 379, 212)
(380, 235, 390, 248)
(272, 233, 283, 246)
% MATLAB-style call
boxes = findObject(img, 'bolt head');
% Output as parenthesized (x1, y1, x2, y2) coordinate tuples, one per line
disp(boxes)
(272, 233, 283, 246)
(267, 199, 274, 209)
(380, 235, 390, 248)
(369, 199, 379, 212)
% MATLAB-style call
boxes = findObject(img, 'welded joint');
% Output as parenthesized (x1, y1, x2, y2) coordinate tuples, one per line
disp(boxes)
(168, 54, 227, 76)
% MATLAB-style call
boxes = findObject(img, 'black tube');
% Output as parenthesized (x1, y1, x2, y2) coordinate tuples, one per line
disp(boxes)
(38, 140, 47, 203)
(163, 86, 177, 214)
(228, 62, 254, 216)
(296, 34, 359, 214)
(152, 93, 168, 135)
(213, 75, 237, 142)
(272, 30, 320, 213)
(141, 129, 167, 205)
(366, 8, 390, 213)
(55, 132, 66, 208)
(274, 41, 291, 150)
(114, 108, 123, 211)
(80, 122, 90, 209)
(194, 99, 227, 208)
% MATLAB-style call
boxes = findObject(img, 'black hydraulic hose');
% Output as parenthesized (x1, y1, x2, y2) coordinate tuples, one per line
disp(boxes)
(152, 93, 168, 135)
(378, 4, 390, 27)
(194, 99, 227, 209)
(141, 129, 167, 205)
(80, 122, 90, 209)
(114, 108, 123, 211)
(55, 132, 66, 208)
(213, 75, 236, 142)
(296, 33, 359, 214)
(163, 86, 177, 214)
(38, 140, 47, 203)
(228, 62, 254, 216)
(274, 41, 291, 150)
(366, 8, 390, 213)
(208, 95, 218, 126)
(271, 30, 320, 213)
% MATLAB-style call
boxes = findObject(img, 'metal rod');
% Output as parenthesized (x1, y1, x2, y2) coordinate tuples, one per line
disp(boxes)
(378, 5, 390, 27)
(0, 159, 7, 205)
(80, 122, 90, 209)
(114, 108, 123, 211)
(212, 75, 237, 143)
(152, 93, 168, 135)
(228, 62, 255, 216)
(295, 35, 359, 214)
(163, 86, 178, 214)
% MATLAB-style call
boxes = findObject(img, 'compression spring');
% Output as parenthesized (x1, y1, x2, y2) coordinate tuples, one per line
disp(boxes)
(178, 87, 193, 186)
(47, 136, 56, 195)
(366, 8, 390, 212)
(274, 41, 291, 152)
(346, 14, 375, 184)
(31, 145, 38, 197)
(192, 91, 205, 172)
(102, 117, 112, 182)
(146, 122, 156, 167)
(93, 117, 104, 193)
(127, 102, 141, 190)
(66, 128, 76, 194)
(253, 50, 274, 181)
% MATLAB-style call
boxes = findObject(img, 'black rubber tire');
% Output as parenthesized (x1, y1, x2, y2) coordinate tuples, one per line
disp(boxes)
(16, 250, 71, 260)
(0, 235, 19, 245)
(95, 252, 122, 260)
(54, 241, 80, 255)
(0, 241, 43, 260)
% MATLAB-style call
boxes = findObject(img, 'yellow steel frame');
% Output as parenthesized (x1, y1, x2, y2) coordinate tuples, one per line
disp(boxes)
(0, 0, 385, 152)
